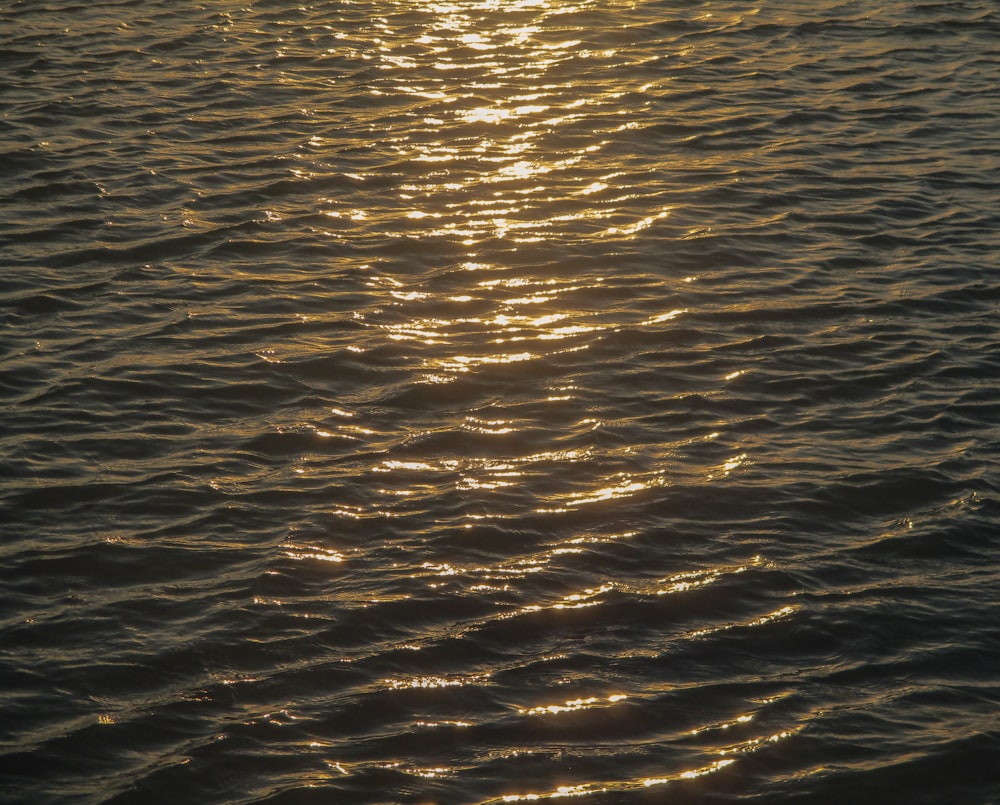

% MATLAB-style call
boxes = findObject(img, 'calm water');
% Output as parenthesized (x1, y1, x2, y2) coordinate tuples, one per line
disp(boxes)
(2, 1, 1000, 802)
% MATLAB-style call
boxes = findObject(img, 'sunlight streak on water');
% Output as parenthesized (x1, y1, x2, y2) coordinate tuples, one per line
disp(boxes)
(3, 0, 1000, 802)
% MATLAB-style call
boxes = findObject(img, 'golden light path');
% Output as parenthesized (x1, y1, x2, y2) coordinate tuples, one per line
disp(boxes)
(269, 0, 770, 798)
(292, 0, 716, 525)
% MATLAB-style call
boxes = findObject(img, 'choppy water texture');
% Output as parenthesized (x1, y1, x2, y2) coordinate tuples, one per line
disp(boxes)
(3, 0, 1000, 802)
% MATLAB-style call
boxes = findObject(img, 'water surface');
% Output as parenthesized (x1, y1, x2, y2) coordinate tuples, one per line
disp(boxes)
(2, 1, 1000, 802)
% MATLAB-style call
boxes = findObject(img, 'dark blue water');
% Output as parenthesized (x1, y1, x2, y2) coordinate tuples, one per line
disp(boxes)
(2, 1, 1000, 802)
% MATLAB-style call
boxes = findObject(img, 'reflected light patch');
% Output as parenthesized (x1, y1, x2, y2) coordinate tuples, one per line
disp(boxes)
(282, 545, 344, 563)
(518, 693, 626, 717)
(376, 460, 451, 473)
(643, 308, 686, 325)
(558, 582, 613, 606)
(642, 758, 735, 787)
(430, 351, 535, 373)
(536, 474, 657, 513)
(655, 557, 765, 596)
(747, 605, 795, 627)
(322, 760, 350, 776)
(464, 416, 517, 435)
(602, 207, 670, 237)
(414, 766, 453, 779)
(689, 713, 754, 736)
(722, 452, 749, 475)
(688, 604, 797, 639)
(385, 674, 488, 690)
(707, 452, 751, 480)
(719, 728, 797, 755)
(503, 784, 604, 802)
(461, 106, 513, 124)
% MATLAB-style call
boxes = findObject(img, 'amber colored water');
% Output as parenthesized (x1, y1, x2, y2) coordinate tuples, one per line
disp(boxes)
(2, 1, 999, 802)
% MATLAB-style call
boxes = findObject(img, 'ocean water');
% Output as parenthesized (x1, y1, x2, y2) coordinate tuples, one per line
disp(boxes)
(2, 0, 999, 802)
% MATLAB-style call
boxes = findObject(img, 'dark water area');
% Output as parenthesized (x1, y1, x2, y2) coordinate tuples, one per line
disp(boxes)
(2, 0, 1000, 802)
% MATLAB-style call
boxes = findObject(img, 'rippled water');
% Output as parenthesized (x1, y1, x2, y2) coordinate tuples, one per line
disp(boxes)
(3, 1, 1000, 802)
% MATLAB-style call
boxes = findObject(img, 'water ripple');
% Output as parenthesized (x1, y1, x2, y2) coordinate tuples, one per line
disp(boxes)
(2, 0, 1000, 802)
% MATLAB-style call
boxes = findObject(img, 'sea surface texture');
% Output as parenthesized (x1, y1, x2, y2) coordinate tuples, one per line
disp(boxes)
(2, 1, 999, 802)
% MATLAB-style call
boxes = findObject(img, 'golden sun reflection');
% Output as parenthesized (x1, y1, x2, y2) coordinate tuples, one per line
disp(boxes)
(689, 713, 755, 736)
(687, 605, 798, 640)
(414, 719, 473, 729)
(280, 545, 344, 563)
(534, 472, 664, 514)
(642, 758, 736, 786)
(717, 728, 799, 756)
(502, 784, 602, 803)
(496, 755, 739, 803)
(518, 581, 614, 613)
(654, 556, 766, 596)
(517, 693, 626, 717)
(384, 673, 489, 690)
(309, 0, 676, 257)
(292, 1, 728, 792)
